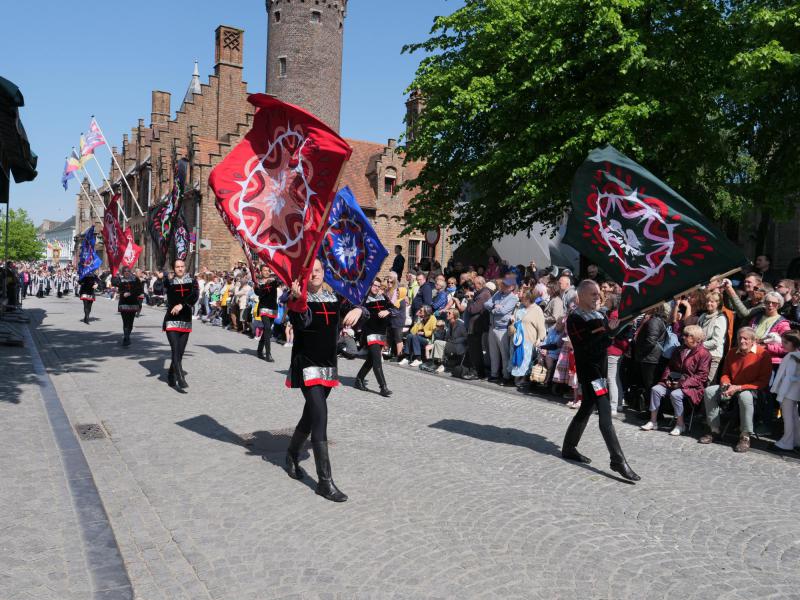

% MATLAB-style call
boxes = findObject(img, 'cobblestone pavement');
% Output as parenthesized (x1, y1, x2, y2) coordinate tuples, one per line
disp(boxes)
(16, 294, 800, 599)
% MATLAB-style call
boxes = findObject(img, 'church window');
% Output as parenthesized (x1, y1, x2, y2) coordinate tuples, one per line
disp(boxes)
(311, 10, 321, 22)
(279, 57, 287, 77)
(275, 11, 281, 22)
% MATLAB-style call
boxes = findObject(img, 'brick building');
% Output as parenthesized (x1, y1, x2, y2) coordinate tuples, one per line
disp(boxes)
(76, 7, 451, 275)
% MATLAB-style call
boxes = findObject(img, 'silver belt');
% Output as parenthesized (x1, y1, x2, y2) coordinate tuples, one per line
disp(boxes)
(302, 366, 337, 383)
(165, 320, 192, 330)
(366, 334, 387, 345)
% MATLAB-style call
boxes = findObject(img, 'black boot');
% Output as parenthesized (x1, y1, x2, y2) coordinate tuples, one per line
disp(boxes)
(122, 330, 131, 346)
(311, 441, 347, 502)
(285, 428, 310, 480)
(354, 378, 368, 392)
(167, 364, 176, 387)
(561, 448, 592, 464)
(610, 460, 641, 481)
(264, 353, 274, 363)
(175, 362, 188, 389)
(375, 366, 392, 397)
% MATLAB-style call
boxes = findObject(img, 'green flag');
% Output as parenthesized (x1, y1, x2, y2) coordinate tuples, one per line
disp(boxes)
(565, 145, 746, 318)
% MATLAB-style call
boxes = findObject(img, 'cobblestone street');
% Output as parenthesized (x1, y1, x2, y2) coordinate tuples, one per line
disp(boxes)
(4, 295, 800, 599)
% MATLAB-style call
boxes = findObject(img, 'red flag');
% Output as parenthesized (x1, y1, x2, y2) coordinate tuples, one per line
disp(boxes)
(209, 94, 352, 296)
(103, 194, 126, 275)
(121, 226, 142, 269)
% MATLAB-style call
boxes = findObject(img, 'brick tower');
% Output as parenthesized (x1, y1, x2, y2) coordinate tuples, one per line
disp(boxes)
(265, 0, 347, 132)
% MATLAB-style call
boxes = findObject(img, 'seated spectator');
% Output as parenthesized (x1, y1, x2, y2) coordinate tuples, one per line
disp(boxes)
(641, 325, 711, 436)
(401, 305, 436, 366)
(697, 291, 728, 383)
(633, 303, 670, 391)
(700, 327, 773, 452)
(430, 308, 467, 372)
(771, 331, 800, 452)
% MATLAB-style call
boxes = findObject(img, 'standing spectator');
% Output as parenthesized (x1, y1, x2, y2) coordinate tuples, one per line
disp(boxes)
(384, 271, 408, 360)
(633, 304, 670, 392)
(700, 327, 773, 452)
(410, 272, 434, 315)
(771, 331, 800, 452)
(509, 290, 546, 383)
(559, 273, 577, 312)
(543, 279, 565, 329)
(753, 254, 780, 286)
(605, 293, 629, 414)
(697, 291, 728, 383)
(775, 279, 800, 326)
(641, 325, 711, 436)
(462, 276, 491, 380)
(484, 275, 519, 386)
(390, 245, 405, 279)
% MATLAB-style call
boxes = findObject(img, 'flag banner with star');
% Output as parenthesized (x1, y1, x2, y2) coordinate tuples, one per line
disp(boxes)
(121, 226, 142, 269)
(565, 145, 747, 318)
(102, 194, 126, 275)
(318, 186, 388, 305)
(78, 226, 102, 279)
(147, 158, 188, 268)
(208, 94, 352, 297)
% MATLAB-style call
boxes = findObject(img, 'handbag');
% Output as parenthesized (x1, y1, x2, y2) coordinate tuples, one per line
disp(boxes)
(530, 356, 548, 384)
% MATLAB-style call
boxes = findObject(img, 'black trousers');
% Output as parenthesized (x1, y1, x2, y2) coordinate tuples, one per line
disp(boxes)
(563, 381, 625, 464)
(296, 385, 331, 442)
(121, 312, 135, 334)
(467, 332, 486, 377)
(82, 300, 93, 319)
(356, 344, 387, 385)
(257, 318, 274, 355)
(166, 331, 189, 370)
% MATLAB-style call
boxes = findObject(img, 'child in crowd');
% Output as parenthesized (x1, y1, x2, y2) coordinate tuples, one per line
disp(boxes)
(771, 331, 800, 452)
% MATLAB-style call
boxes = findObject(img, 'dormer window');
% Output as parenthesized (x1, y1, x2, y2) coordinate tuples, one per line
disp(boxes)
(384, 168, 397, 195)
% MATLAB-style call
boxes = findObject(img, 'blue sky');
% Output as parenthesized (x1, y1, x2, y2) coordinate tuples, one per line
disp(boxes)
(2, 0, 462, 225)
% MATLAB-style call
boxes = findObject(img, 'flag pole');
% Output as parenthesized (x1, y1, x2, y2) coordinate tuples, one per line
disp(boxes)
(76, 177, 103, 222)
(78, 163, 113, 217)
(88, 152, 129, 224)
(91, 116, 146, 217)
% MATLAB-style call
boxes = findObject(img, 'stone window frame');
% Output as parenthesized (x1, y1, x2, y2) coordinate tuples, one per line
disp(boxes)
(311, 10, 322, 23)
(279, 56, 287, 77)
(383, 168, 397, 196)
(274, 10, 281, 23)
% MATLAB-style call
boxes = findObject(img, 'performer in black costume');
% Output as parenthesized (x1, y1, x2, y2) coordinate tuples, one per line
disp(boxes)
(253, 265, 279, 362)
(160, 259, 199, 389)
(112, 266, 144, 346)
(78, 272, 100, 324)
(284, 258, 366, 503)
(561, 280, 640, 481)
(354, 279, 397, 397)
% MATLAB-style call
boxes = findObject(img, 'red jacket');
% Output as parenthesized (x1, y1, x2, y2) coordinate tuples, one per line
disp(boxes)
(659, 344, 712, 405)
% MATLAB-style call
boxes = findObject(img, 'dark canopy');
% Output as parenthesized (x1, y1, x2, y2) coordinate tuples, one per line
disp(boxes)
(0, 76, 37, 200)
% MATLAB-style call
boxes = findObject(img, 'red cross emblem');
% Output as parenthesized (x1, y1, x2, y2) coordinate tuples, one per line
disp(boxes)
(314, 303, 336, 325)
(174, 283, 191, 297)
(371, 302, 386, 312)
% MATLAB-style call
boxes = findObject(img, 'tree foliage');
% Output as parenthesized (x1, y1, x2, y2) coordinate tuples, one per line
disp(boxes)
(402, 0, 799, 245)
(0, 208, 45, 262)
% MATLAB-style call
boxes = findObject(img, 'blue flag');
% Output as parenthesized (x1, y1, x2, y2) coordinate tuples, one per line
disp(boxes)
(318, 186, 388, 305)
(78, 226, 102, 279)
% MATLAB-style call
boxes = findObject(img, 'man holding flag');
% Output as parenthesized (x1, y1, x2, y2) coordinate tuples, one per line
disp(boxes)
(561, 145, 747, 481)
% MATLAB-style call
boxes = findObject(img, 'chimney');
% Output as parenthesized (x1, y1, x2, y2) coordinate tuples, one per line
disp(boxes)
(151, 90, 171, 125)
(387, 138, 397, 150)
(215, 25, 244, 75)
(405, 89, 425, 143)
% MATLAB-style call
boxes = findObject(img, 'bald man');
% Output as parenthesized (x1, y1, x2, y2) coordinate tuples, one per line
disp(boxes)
(561, 280, 640, 481)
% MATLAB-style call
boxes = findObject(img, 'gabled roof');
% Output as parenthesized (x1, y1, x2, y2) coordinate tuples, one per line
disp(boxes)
(340, 139, 383, 209)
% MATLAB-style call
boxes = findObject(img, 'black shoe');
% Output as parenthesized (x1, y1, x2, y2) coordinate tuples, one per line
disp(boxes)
(285, 428, 310, 480)
(487, 376, 500, 383)
(264, 354, 274, 363)
(500, 378, 515, 387)
(83, 317, 89, 324)
(354, 378, 368, 392)
(379, 387, 393, 397)
(461, 372, 479, 381)
(561, 448, 592, 464)
(257, 351, 264, 360)
(610, 460, 641, 481)
(312, 441, 347, 502)
(122, 335, 131, 347)
(168, 366, 176, 388)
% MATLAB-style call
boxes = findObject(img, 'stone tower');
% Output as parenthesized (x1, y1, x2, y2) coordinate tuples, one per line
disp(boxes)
(265, 0, 347, 132)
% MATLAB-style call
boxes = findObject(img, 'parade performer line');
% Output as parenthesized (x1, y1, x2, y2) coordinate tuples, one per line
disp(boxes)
(90, 116, 146, 217)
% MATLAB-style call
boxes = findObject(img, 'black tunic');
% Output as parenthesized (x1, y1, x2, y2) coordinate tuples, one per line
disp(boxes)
(566, 308, 611, 386)
(254, 278, 279, 320)
(360, 293, 397, 347)
(112, 274, 144, 313)
(162, 275, 199, 332)
(78, 275, 99, 301)
(286, 289, 365, 389)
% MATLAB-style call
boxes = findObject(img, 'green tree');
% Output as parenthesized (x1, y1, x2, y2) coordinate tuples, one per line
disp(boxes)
(401, 0, 752, 244)
(0, 208, 45, 262)
(728, 1, 800, 251)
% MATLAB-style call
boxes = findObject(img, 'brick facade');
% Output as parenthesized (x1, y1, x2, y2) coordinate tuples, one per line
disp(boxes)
(75, 18, 452, 277)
